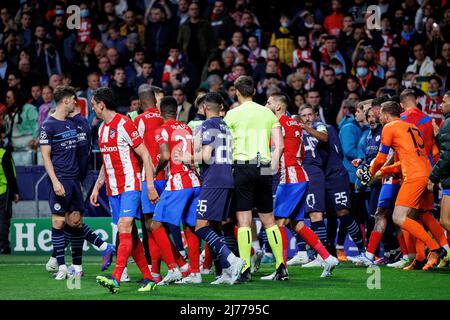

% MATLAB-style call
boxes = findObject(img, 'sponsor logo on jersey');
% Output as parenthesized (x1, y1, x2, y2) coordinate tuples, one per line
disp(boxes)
(100, 146, 118, 152)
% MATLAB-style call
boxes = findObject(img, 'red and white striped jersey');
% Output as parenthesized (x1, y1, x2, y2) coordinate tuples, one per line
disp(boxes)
(99, 113, 142, 196)
(155, 119, 201, 191)
(278, 114, 308, 184)
(134, 108, 166, 181)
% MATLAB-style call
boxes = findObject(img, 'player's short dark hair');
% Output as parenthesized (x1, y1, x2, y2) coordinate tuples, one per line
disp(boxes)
(270, 92, 291, 111)
(93, 87, 118, 111)
(372, 95, 391, 108)
(234, 76, 254, 98)
(380, 101, 402, 118)
(160, 96, 177, 117)
(399, 89, 416, 103)
(204, 92, 224, 113)
(53, 85, 76, 104)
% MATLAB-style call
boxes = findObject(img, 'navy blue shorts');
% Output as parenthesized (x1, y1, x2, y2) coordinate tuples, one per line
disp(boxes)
(196, 188, 233, 222)
(325, 169, 351, 211)
(303, 166, 326, 214)
(141, 179, 167, 215)
(274, 182, 308, 221)
(109, 191, 141, 225)
(154, 187, 201, 227)
(378, 183, 400, 209)
(48, 178, 84, 215)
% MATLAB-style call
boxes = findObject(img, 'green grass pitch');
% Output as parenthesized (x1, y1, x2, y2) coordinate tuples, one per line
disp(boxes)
(0, 255, 449, 300)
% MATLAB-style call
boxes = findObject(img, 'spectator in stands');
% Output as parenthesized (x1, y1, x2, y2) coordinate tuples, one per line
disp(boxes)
(247, 35, 266, 70)
(98, 56, 111, 88)
(4, 89, 38, 155)
(145, 4, 176, 80)
(110, 67, 134, 114)
(208, 0, 235, 44)
(6, 71, 29, 101)
(133, 60, 156, 91)
(314, 66, 344, 126)
(0, 128, 19, 255)
(354, 58, 384, 98)
(37, 85, 54, 127)
(125, 47, 145, 88)
(320, 35, 347, 74)
(173, 86, 194, 123)
(175, 0, 191, 28)
(105, 24, 127, 56)
(78, 73, 100, 127)
(270, 12, 295, 67)
(106, 47, 120, 70)
(120, 9, 145, 47)
(305, 89, 326, 124)
(240, 10, 262, 45)
(406, 42, 436, 76)
(419, 75, 444, 126)
(323, 0, 344, 36)
(29, 84, 43, 109)
(18, 11, 33, 49)
(178, 2, 214, 76)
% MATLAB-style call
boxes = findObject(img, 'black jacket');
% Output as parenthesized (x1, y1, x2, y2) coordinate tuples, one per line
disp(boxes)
(430, 112, 450, 188)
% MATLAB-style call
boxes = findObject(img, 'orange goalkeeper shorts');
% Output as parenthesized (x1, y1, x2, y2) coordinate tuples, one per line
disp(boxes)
(395, 177, 434, 211)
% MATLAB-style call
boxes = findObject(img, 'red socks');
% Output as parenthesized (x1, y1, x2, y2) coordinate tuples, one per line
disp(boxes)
(420, 212, 447, 247)
(298, 225, 330, 260)
(131, 236, 152, 280)
(184, 227, 200, 273)
(152, 226, 177, 269)
(367, 231, 383, 255)
(401, 218, 440, 251)
(279, 226, 288, 265)
(203, 242, 213, 270)
(397, 233, 408, 256)
(147, 232, 161, 274)
(112, 233, 133, 281)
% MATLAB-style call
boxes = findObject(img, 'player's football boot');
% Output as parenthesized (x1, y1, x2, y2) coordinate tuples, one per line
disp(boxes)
(137, 279, 157, 292)
(287, 251, 310, 266)
(175, 272, 202, 284)
(301, 256, 323, 268)
(120, 267, 130, 282)
(354, 252, 374, 266)
(46, 257, 58, 273)
(250, 249, 264, 273)
(336, 248, 348, 262)
(387, 257, 411, 268)
(374, 256, 389, 265)
(53, 265, 68, 280)
(158, 267, 182, 285)
(423, 248, 446, 271)
(236, 267, 252, 283)
(437, 250, 449, 268)
(261, 263, 289, 281)
(226, 257, 246, 285)
(101, 244, 116, 271)
(321, 255, 339, 278)
(210, 272, 231, 285)
(200, 266, 213, 275)
(403, 259, 425, 270)
(96, 275, 120, 294)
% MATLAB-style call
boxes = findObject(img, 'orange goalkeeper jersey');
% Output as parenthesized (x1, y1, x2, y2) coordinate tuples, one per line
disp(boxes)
(370, 120, 431, 181)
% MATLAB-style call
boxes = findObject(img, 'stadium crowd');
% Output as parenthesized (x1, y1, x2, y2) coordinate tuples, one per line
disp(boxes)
(0, 0, 450, 289)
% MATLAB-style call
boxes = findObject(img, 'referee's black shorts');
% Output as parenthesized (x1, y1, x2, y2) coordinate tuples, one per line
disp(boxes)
(233, 163, 273, 213)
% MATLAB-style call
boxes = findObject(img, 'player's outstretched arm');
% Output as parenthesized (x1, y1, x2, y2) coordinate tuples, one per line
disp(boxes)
(301, 123, 328, 142)
(155, 143, 170, 176)
(270, 126, 284, 174)
(90, 165, 105, 207)
(41, 145, 65, 197)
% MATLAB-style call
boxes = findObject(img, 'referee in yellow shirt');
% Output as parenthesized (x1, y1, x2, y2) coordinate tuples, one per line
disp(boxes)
(224, 76, 286, 282)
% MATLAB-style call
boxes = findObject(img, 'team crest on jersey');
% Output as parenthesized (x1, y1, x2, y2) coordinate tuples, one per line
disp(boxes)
(376, 135, 380, 142)
(109, 129, 116, 139)
(54, 203, 61, 211)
